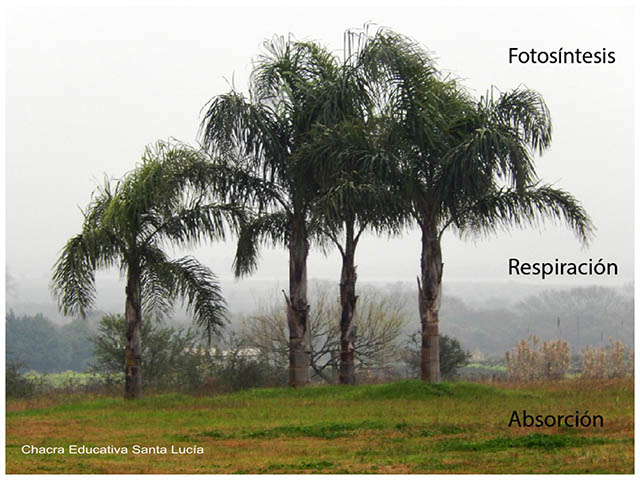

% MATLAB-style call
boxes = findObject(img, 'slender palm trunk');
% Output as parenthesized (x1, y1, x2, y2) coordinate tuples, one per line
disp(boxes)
(124, 265, 142, 399)
(339, 220, 358, 385)
(287, 215, 311, 387)
(418, 220, 443, 382)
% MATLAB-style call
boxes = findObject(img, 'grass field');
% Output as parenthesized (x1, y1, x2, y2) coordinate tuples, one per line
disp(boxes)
(5, 379, 633, 474)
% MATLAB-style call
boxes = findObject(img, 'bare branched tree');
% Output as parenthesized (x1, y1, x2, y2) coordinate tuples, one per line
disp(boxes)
(241, 283, 407, 383)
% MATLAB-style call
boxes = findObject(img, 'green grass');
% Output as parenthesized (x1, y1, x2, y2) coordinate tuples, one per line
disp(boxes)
(245, 420, 389, 439)
(435, 433, 617, 452)
(6, 379, 633, 474)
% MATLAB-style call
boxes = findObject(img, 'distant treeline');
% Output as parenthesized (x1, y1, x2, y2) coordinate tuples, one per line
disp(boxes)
(440, 285, 633, 356)
(5, 285, 633, 373)
(6, 311, 95, 372)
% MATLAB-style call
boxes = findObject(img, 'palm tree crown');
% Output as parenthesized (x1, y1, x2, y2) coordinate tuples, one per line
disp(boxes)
(52, 141, 241, 335)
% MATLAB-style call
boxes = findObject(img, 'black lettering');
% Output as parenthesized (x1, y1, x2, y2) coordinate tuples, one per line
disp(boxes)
(509, 48, 519, 64)
(509, 258, 520, 274)
(509, 410, 522, 427)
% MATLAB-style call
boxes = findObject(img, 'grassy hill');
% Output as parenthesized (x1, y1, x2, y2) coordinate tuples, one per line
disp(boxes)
(6, 379, 633, 474)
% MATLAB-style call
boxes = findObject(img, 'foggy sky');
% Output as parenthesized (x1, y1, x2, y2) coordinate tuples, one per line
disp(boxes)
(4, 4, 635, 314)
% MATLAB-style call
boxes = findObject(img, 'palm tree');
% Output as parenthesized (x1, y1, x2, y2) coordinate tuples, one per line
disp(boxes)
(293, 27, 418, 385)
(305, 118, 407, 385)
(200, 36, 344, 387)
(292, 34, 393, 385)
(51, 141, 243, 398)
(360, 30, 594, 382)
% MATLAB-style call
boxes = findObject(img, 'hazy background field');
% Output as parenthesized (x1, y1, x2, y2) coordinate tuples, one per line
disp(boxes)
(6, 278, 634, 373)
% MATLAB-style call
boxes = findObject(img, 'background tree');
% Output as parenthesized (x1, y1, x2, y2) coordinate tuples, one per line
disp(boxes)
(360, 30, 594, 382)
(51, 141, 242, 399)
(6, 361, 39, 399)
(200, 37, 346, 387)
(241, 283, 407, 382)
(5, 311, 68, 373)
(517, 286, 633, 350)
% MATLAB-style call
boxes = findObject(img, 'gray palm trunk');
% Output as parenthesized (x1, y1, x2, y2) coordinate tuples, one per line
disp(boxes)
(286, 216, 311, 387)
(124, 266, 142, 399)
(339, 221, 357, 385)
(418, 220, 443, 382)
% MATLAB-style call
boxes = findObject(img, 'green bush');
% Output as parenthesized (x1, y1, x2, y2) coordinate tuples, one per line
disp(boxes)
(90, 314, 206, 390)
(439, 335, 472, 380)
(6, 361, 39, 398)
(206, 334, 288, 391)
(402, 332, 471, 380)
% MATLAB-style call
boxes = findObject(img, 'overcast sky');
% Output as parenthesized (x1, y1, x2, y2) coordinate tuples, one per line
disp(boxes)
(4, 3, 635, 311)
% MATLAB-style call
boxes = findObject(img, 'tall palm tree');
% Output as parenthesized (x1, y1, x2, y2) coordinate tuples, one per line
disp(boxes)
(305, 117, 407, 385)
(51, 141, 243, 398)
(361, 30, 594, 382)
(200, 37, 343, 387)
(296, 27, 421, 385)
(293, 31, 401, 385)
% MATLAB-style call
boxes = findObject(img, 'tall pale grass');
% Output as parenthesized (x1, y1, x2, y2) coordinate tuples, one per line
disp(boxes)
(581, 338, 633, 379)
(505, 335, 570, 381)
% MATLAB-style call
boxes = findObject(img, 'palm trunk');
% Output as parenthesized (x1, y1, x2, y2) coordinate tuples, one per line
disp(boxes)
(339, 220, 357, 385)
(287, 215, 311, 387)
(418, 221, 443, 382)
(124, 265, 142, 399)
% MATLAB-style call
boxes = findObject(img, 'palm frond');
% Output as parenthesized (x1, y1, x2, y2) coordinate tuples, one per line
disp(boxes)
(139, 246, 174, 318)
(438, 121, 537, 199)
(51, 234, 98, 317)
(155, 256, 228, 344)
(488, 87, 552, 155)
(51, 228, 120, 317)
(200, 92, 288, 176)
(233, 211, 290, 277)
(453, 184, 594, 245)
(204, 155, 291, 212)
(145, 203, 245, 249)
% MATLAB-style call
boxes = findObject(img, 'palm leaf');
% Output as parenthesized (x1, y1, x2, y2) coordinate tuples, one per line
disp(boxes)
(233, 211, 290, 277)
(150, 256, 228, 344)
(454, 184, 594, 244)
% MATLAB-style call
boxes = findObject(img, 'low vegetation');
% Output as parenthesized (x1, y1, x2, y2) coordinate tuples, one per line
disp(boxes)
(6, 379, 632, 474)
(581, 339, 634, 379)
(505, 336, 633, 382)
(505, 336, 571, 381)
